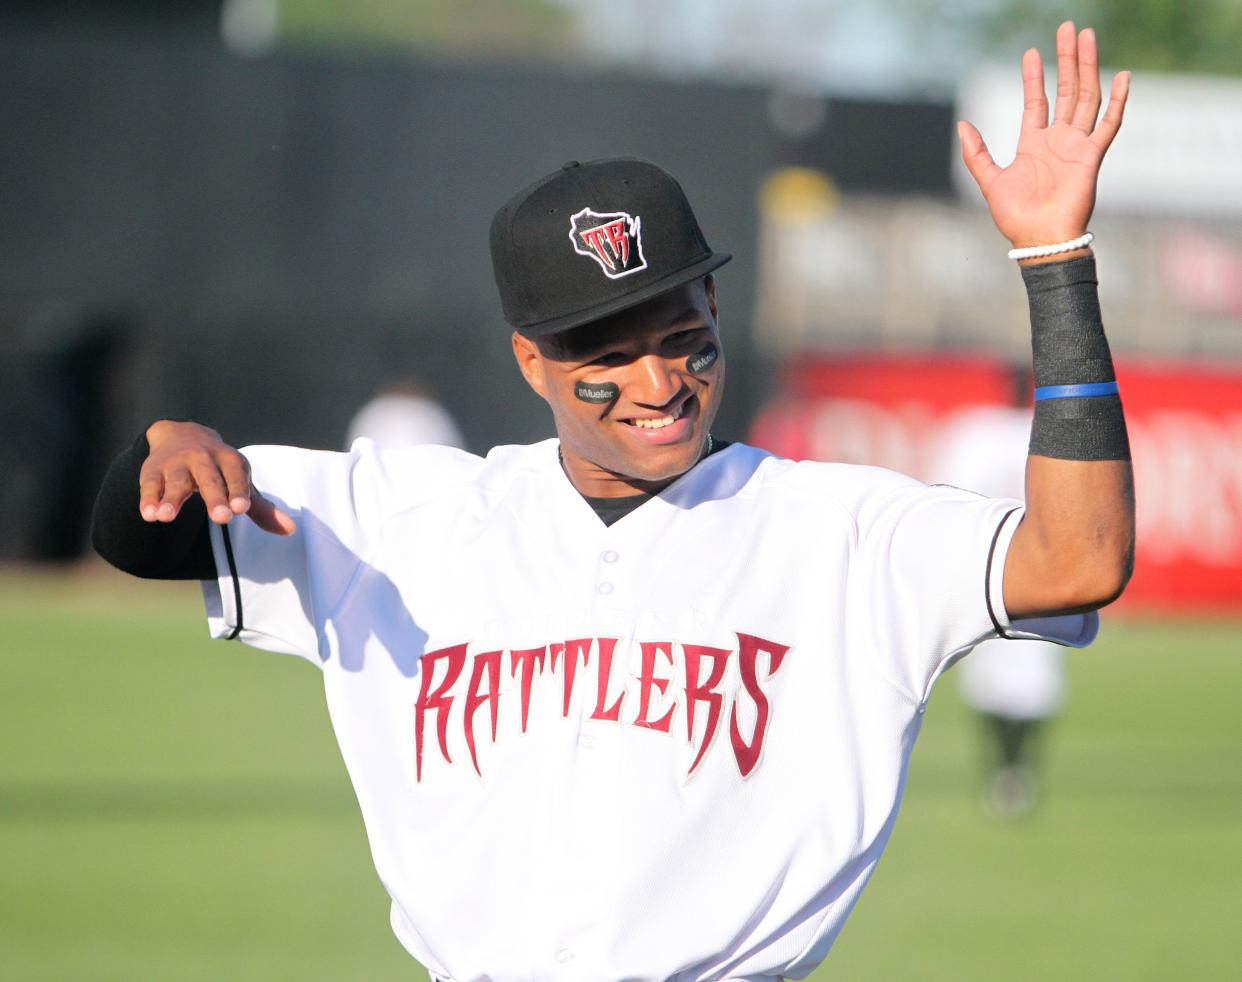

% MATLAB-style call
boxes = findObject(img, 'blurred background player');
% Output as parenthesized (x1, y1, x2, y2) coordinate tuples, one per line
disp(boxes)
(344, 377, 466, 451)
(929, 367, 1065, 818)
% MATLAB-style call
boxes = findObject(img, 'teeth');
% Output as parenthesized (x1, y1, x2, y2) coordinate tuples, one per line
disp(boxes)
(630, 404, 683, 429)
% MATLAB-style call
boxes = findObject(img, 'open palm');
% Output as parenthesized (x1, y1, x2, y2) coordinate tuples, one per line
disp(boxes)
(959, 22, 1130, 249)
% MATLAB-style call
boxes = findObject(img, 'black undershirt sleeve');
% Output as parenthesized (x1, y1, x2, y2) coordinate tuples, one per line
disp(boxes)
(90, 433, 217, 580)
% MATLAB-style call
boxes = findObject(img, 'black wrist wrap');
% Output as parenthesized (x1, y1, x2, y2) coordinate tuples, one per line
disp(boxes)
(1023, 256, 1131, 461)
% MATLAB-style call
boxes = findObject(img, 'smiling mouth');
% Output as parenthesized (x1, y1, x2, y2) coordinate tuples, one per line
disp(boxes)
(625, 402, 686, 430)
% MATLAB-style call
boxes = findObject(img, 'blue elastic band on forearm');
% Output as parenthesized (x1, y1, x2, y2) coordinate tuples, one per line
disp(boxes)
(1034, 381, 1120, 401)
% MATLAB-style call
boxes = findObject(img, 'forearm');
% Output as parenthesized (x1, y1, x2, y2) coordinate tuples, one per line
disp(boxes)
(1009, 457, 1134, 616)
(91, 432, 217, 580)
(1003, 254, 1136, 618)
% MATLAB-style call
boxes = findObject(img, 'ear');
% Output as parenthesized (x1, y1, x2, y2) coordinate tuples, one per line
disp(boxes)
(511, 332, 548, 400)
(703, 274, 718, 321)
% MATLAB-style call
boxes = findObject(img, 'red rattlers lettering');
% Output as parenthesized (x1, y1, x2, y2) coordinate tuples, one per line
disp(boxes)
(730, 633, 791, 777)
(682, 643, 731, 774)
(509, 646, 547, 733)
(633, 641, 676, 733)
(413, 642, 467, 782)
(463, 649, 502, 777)
(589, 637, 625, 722)
(553, 639, 591, 717)
(412, 634, 791, 782)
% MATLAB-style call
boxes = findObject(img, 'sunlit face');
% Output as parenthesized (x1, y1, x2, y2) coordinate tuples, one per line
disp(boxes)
(512, 277, 724, 496)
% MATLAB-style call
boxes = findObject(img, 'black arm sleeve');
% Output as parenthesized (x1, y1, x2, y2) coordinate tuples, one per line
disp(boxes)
(90, 432, 217, 580)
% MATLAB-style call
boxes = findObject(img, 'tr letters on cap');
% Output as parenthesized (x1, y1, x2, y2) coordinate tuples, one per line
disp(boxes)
(569, 208, 648, 280)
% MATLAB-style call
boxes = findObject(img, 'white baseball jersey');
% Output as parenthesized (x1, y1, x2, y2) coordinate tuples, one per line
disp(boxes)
(201, 438, 1096, 981)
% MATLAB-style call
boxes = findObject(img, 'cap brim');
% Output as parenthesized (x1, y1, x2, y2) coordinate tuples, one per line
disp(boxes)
(515, 252, 733, 338)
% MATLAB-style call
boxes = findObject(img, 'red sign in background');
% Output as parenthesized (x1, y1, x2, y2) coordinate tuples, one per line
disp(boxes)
(749, 353, 1242, 612)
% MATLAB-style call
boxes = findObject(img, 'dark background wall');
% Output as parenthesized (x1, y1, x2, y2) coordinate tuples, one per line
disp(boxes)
(0, 23, 953, 559)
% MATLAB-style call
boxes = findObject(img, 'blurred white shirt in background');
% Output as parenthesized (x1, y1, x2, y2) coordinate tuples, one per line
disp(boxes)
(930, 404, 1065, 720)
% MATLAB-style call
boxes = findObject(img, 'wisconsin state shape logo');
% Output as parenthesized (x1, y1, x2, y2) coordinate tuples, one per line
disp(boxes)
(569, 208, 647, 279)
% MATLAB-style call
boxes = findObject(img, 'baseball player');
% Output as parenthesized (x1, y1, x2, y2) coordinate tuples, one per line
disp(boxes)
(92, 23, 1133, 981)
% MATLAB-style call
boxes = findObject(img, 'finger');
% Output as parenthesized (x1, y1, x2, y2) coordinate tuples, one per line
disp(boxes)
(1020, 48, 1048, 133)
(957, 120, 1002, 190)
(1090, 70, 1130, 153)
(138, 462, 164, 522)
(190, 455, 235, 524)
(216, 450, 253, 514)
(1070, 27, 1101, 132)
(1052, 20, 1079, 124)
(246, 489, 297, 537)
(157, 465, 197, 522)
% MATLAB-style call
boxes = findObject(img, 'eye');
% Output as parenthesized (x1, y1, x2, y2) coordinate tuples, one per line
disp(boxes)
(665, 328, 706, 349)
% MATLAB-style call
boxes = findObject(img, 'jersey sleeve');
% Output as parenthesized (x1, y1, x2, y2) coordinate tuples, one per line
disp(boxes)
(850, 472, 1097, 705)
(200, 440, 480, 665)
(200, 444, 375, 665)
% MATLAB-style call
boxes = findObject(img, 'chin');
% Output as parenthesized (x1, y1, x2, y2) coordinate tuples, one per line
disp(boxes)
(614, 439, 703, 483)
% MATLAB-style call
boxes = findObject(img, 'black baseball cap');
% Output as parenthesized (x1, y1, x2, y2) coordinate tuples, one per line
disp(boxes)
(490, 158, 732, 338)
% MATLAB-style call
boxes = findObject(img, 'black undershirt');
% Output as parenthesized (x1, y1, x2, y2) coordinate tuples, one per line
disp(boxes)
(582, 491, 654, 527)
(580, 438, 730, 527)
(90, 435, 732, 579)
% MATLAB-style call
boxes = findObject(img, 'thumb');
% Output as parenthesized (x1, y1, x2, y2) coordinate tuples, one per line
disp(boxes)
(246, 489, 297, 536)
(957, 120, 1001, 190)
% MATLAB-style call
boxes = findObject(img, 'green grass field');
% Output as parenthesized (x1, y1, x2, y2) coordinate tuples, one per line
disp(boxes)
(2, 568, 1239, 981)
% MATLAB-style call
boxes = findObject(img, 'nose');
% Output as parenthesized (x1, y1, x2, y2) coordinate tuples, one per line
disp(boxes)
(628, 353, 685, 409)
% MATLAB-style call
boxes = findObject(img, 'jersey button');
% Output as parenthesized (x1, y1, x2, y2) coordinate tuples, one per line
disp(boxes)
(555, 947, 575, 964)
(578, 734, 595, 750)
(602, 549, 619, 563)
(597, 582, 613, 595)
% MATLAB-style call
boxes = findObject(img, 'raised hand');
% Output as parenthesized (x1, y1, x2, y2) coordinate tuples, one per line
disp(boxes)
(139, 420, 296, 535)
(958, 21, 1130, 251)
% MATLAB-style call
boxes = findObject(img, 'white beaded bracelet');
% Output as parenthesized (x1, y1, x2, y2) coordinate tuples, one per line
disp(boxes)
(1007, 232, 1094, 261)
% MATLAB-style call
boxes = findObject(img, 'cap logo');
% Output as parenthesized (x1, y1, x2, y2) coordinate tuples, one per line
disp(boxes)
(569, 207, 647, 280)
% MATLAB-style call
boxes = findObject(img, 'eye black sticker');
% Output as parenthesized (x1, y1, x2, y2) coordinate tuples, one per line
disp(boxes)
(687, 342, 719, 375)
(574, 380, 621, 404)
